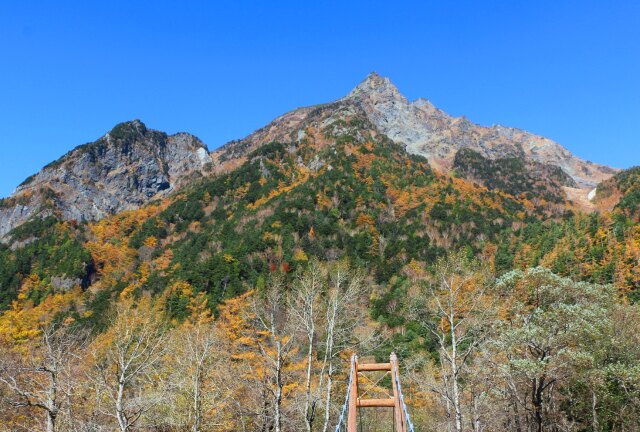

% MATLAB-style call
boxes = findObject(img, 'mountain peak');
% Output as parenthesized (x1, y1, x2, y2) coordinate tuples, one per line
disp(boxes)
(0, 121, 213, 238)
(341, 74, 616, 188)
(105, 119, 150, 143)
(346, 72, 403, 100)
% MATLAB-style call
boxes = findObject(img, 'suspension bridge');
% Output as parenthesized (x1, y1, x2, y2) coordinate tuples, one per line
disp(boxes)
(334, 353, 415, 432)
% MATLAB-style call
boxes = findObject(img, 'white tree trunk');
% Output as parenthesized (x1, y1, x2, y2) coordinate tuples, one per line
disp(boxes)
(304, 330, 315, 432)
(116, 379, 127, 432)
(274, 340, 283, 432)
(321, 356, 334, 432)
(451, 316, 462, 432)
(192, 365, 202, 432)
(46, 371, 58, 432)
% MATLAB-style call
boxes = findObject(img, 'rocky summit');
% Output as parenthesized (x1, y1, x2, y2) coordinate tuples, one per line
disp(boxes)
(0, 120, 212, 238)
(346, 73, 617, 188)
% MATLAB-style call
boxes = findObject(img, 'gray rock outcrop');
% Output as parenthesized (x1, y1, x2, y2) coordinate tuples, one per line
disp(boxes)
(345, 73, 617, 188)
(0, 120, 212, 238)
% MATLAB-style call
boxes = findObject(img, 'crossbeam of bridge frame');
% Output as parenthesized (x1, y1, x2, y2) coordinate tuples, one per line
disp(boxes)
(347, 353, 407, 432)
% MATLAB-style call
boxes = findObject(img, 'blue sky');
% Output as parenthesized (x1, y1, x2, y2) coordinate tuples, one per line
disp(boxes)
(0, 1, 638, 198)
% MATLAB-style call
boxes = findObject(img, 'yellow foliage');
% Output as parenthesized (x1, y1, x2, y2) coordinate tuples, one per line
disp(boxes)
(315, 191, 332, 209)
(153, 249, 174, 272)
(0, 287, 82, 346)
(292, 249, 309, 262)
(143, 236, 158, 248)
(262, 231, 275, 242)
(356, 212, 375, 228)
(248, 167, 311, 210)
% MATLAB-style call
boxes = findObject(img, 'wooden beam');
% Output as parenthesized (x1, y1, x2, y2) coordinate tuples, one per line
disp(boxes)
(357, 362, 392, 371)
(356, 398, 396, 407)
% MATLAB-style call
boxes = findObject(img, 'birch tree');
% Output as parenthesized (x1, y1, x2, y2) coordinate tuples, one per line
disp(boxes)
(252, 275, 296, 432)
(289, 260, 324, 432)
(0, 323, 85, 432)
(319, 261, 367, 432)
(168, 293, 227, 432)
(411, 251, 493, 432)
(89, 294, 168, 432)
(280, 260, 369, 432)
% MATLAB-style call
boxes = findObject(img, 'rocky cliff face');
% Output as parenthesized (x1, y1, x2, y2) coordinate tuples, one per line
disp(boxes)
(0, 120, 212, 238)
(345, 73, 618, 188)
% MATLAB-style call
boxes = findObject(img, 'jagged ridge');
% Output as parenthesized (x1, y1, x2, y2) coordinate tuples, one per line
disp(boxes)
(346, 73, 617, 188)
(0, 74, 624, 239)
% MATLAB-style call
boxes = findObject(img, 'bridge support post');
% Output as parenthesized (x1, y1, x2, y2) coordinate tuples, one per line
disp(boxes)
(347, 355, 358, 432)
(390, 352, 407, 432)
(343, 353, 409, 432)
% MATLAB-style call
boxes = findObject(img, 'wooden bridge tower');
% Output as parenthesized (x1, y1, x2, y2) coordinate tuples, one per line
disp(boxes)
(347, 352, 407, 432)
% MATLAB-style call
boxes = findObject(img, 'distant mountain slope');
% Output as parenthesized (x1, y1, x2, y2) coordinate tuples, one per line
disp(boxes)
(595, 166, 640, 221)
(452, 147, 576, 204)
(212, 73, 617, 208)
(0, 107, 540, 308)
(0, 120, 212, 238)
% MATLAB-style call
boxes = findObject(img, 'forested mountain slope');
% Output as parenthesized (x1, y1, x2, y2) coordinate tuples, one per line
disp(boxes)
(0, 75, 638, 431)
